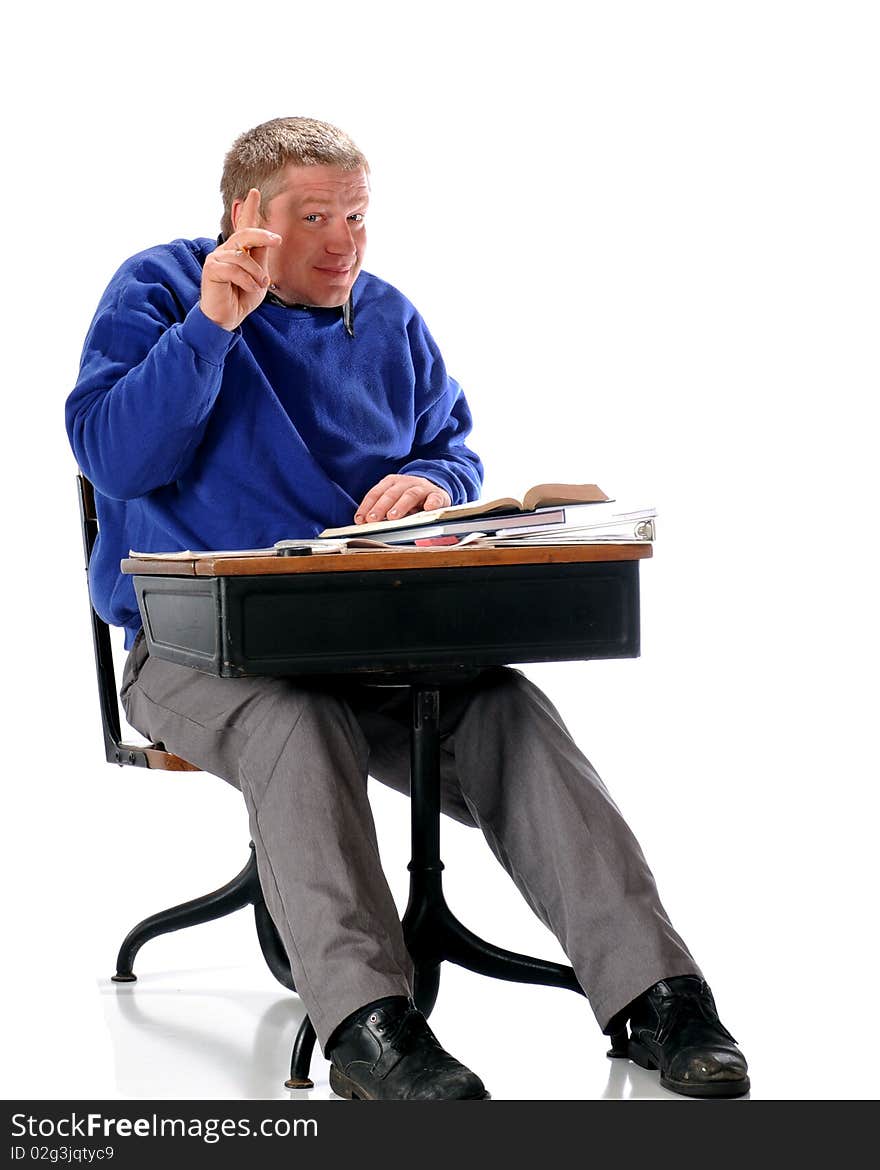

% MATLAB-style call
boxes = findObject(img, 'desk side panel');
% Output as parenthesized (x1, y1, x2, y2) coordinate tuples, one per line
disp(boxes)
(134, 576, 222, 672)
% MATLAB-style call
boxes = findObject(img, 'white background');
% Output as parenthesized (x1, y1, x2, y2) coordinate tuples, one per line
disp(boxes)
(2, 0, 878, 1101)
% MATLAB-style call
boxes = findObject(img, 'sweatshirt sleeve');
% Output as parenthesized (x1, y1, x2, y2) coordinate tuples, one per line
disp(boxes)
(397, 311, 484, 505)
(65, 248, 239, 501)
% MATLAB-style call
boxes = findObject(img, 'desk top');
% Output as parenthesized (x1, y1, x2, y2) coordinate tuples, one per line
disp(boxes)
(122, 543, 652, 579)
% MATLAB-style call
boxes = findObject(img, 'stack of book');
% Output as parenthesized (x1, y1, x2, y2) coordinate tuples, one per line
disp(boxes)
(129, 485, 656, 562)
(275, 483, 656, 552)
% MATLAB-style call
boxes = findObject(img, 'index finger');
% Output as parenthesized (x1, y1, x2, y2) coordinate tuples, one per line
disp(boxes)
(355, 476, 397, 522)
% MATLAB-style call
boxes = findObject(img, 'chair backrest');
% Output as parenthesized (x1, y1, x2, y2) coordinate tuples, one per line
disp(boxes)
(77, 473, 199, 772)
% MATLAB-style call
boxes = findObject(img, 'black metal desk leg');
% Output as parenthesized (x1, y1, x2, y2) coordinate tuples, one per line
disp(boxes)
(403, 687, 445, 1015)
(409, 688, 443, 874)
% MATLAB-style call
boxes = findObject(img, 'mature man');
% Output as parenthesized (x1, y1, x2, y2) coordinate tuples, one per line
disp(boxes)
(66, 117, 748, 1100)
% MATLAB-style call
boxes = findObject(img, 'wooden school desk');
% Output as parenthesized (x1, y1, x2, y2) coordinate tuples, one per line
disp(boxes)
(122, 541, 652, 1081)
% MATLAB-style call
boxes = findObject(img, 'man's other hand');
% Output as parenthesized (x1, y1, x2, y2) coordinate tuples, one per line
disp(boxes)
(200, 188, 282, 331)
(355, 475, 451, 524)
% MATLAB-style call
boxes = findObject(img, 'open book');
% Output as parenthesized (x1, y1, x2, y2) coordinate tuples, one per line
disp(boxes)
(319, 482, 610, 539)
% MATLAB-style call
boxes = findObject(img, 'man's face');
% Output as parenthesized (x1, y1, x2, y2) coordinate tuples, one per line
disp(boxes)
(234, 163, 369, 307)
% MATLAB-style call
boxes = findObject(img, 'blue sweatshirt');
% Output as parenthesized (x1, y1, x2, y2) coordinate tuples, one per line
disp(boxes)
(66, 238, 484, 648)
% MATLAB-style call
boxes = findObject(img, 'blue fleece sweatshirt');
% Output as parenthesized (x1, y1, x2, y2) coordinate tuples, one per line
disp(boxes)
(66, 238, 484, 648)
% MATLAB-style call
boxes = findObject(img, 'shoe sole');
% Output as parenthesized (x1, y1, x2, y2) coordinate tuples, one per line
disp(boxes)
(620, 1039, 750, 1099)
(329, 1065, 490, 1101)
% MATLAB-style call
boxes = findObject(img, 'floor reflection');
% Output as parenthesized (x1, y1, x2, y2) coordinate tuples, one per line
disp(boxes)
(101, 969, 746, 1100)
(101, 970, 333, 1099)
(600, 1054, 750, 1101)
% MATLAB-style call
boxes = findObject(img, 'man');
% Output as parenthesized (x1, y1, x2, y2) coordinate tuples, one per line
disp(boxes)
(66, 116, 748, 1100)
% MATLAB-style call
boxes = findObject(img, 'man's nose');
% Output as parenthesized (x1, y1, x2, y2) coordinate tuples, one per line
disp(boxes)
(326, 219, 358, 257)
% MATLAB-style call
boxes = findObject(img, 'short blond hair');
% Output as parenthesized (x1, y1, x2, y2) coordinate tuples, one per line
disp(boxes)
(219, 116, 368, 237)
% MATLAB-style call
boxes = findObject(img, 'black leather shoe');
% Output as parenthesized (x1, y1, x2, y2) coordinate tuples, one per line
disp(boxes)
(326, 996, 490, 1100)
(609, 976, 750, 1098)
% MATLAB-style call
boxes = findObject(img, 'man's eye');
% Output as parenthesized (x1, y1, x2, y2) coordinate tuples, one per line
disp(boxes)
(348, 213, 365, 224)
(304, 214, 321, 223)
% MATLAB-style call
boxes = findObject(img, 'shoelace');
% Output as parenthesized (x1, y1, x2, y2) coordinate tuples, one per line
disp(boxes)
(369, 1006, 447, 1079)
(653, 983, 737, 1046)
(373, 1005, 434, 1048)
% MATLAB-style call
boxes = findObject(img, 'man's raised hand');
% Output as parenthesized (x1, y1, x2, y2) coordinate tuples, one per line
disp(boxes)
(200, 188, 282, 331)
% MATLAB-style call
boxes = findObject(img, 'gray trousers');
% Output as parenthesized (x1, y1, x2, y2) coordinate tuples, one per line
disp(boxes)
(120, 633, 700, 1050)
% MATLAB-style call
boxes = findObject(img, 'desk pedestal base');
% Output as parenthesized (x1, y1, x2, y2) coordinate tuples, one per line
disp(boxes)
(403, 686, 585, 1008)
